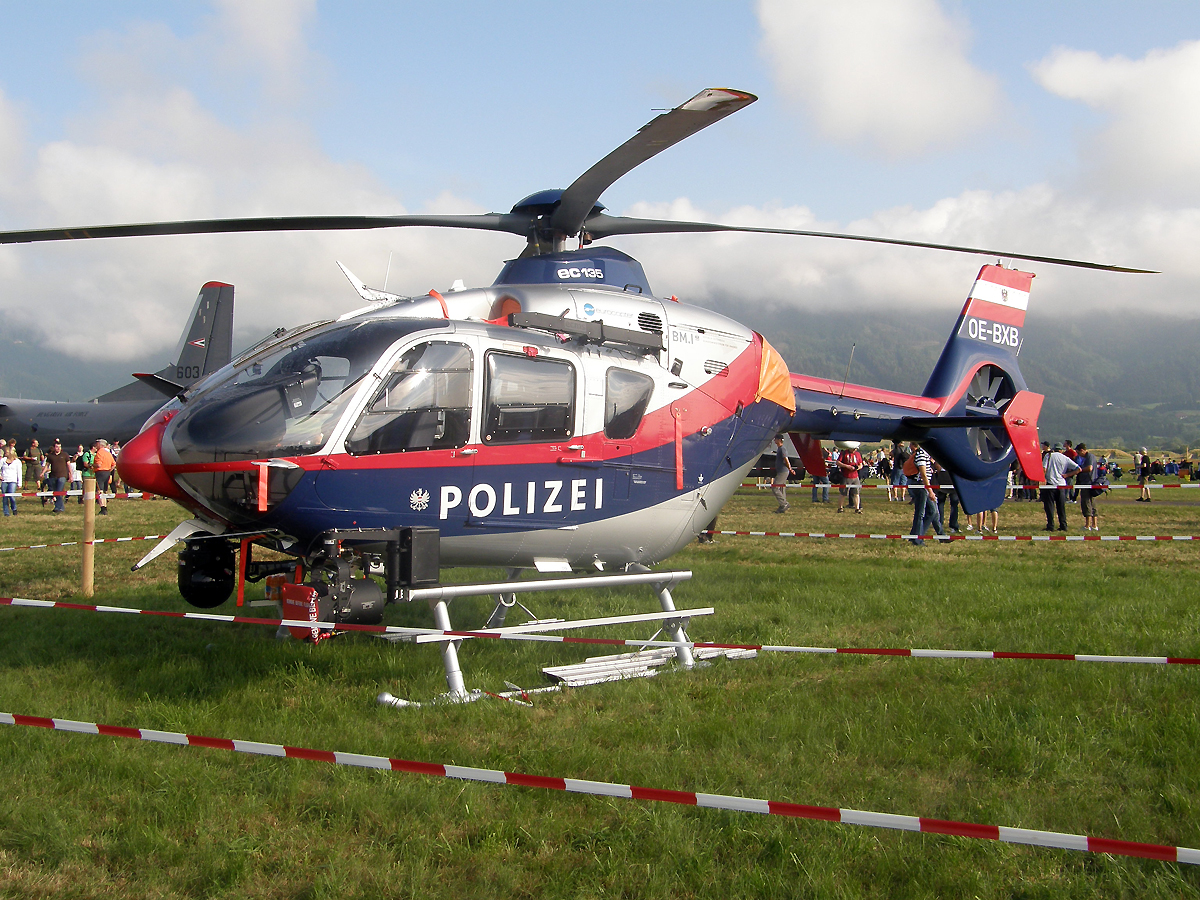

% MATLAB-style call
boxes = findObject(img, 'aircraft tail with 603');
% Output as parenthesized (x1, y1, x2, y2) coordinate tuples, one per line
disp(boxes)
(784, 264, 1045, 514)
(95, 282, 235, 402)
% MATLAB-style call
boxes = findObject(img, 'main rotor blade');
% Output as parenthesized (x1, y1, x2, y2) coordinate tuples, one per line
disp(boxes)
(547, 88, 757, 239)
(0, 213, 533, 245)
(580, 213, 1157, 273)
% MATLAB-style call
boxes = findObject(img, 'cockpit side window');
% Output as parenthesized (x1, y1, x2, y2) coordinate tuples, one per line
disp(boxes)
(166, 318, 449, 463)
(483, 351, 575, 444)
(604, 367, 654, 440)
(346, 341, 473, 454)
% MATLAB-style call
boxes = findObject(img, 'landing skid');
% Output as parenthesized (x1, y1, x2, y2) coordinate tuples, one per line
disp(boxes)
(377, 567, 720, 707)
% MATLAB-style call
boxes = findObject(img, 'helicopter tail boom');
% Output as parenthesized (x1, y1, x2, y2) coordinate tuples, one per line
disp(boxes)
(781, 265, 1043, 513)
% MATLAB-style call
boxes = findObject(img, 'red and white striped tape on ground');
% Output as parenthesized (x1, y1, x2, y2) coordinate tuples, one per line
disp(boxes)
(705, 531, 1200, 542)
(4, 597, 1198, 667)
(2, 530, 1199, 557)
(0, 535, 166, 554)
(742, 482, 1200, 490)
(4, 490, 150, 499)
(1, 709, 1196, 865)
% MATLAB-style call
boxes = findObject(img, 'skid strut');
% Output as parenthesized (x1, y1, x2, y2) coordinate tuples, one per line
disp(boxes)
(384, 568, 698, 704)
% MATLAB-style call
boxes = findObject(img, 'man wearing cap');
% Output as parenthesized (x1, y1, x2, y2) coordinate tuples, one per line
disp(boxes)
(1041, 442, 1080, 532)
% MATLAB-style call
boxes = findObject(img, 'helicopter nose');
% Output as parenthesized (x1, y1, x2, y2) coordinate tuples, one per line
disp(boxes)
(118, 416, 190, 504)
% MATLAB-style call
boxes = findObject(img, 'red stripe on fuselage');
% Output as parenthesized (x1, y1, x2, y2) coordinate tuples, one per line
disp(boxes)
(164, 339, 769, 478)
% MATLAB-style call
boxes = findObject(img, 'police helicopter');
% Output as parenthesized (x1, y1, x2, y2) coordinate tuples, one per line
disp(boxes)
(0, 88, 1148, 697)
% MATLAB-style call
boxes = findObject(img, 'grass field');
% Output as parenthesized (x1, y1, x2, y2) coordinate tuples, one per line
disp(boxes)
(2, 486, 1199, 898)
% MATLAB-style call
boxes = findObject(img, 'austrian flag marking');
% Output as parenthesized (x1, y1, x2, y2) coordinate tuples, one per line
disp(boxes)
(959, 264, 1033, 342)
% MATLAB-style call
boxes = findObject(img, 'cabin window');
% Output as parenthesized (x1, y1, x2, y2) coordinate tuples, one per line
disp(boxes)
(603, 368, 654, 440)
(483, 351, 575, 444)
(346, 341, 473, 454)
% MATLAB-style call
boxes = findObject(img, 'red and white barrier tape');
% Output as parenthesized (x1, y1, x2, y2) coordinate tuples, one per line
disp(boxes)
(5, 597, 1197, 666)
(741, 482, 1200, 490)
(0, 535, 166, 554)
(1, 710, 1195, 865)
(3, 490, 149, 499)
(705, 531, 1200, 542)
(1, 529, 1195, 556)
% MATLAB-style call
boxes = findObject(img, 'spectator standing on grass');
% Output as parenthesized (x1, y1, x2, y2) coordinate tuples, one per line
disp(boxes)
(92, 439, 115, 515)
(878, 451, 892, 491)
(110, 440, 122, 493)
(1075, 442, 1101, 532)
(1137, 447, 1152, 502)
(22, 438, 42, 491)
(77, 443, 94, 505)
(1041, 442, 1080, 532)
(1063, 440, 1079, 502)
(971, 502, 1000, 535)
(889, 441, 909, 503)
(43, 438, 70, 514)
(70, 444, 85, 503)
(812, 446, 831, 504)
(934, 461, 961, 533)
(907, 441, 942, 546)
(771, 434, 794, 514)
(1, 447, 21, 516)
(836, 440, 864, 514)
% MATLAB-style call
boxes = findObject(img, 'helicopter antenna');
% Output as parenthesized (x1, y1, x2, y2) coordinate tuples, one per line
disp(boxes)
(838, 343, 856, 399)
(383, 251, 395, 292)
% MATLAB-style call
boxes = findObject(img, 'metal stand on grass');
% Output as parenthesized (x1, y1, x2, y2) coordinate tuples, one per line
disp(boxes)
(378, 568, 709, 706)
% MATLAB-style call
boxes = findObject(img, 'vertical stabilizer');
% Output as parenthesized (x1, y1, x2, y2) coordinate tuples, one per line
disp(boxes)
(165, 282, 235, 381)
(916, 265, 1043, 513)
(95, 282, 235, 402)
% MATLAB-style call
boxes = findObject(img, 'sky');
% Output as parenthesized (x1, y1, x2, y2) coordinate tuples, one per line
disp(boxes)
(1, 0, 1199, 366)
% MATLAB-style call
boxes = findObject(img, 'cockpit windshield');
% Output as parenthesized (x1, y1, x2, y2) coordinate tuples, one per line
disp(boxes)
(166, 318, 450, 463)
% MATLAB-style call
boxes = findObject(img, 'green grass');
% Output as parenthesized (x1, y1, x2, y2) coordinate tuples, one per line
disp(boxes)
(1, 489, 1200, 898)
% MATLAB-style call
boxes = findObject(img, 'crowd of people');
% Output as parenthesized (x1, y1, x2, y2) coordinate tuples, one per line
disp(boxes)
(0, 437, 122, 516)
(761, 437, 1186, 546)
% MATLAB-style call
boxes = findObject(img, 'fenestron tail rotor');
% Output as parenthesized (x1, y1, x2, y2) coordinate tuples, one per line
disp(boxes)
(0, 87, 1154, 273)
(964, 365, 1016, 463)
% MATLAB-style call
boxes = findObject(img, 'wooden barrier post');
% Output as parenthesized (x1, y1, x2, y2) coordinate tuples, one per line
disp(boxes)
(82, 475, 96, 597)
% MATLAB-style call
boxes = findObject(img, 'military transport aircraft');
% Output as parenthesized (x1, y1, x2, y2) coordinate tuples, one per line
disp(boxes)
(0, 283, 234, 449)
(0, 88, 1148, 697)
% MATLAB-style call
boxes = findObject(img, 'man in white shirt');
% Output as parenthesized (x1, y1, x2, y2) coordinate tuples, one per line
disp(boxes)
(1041, 442, 1080, 532)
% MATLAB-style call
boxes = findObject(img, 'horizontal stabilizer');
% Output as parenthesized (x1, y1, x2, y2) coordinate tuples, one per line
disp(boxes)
(132, 372, 185, 398)
(902, 415, 1005, 429)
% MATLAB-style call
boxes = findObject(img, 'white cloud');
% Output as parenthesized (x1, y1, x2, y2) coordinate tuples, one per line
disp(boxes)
(1032, 40, 1200, 200)
(618, 188, 1191, 321)
(0, 88, 26, 201)
(4, 3, 1199, 379)
(0, 10, 506, 364)
(757, 0, 1003, 157)
(213, 0, 318, 97)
